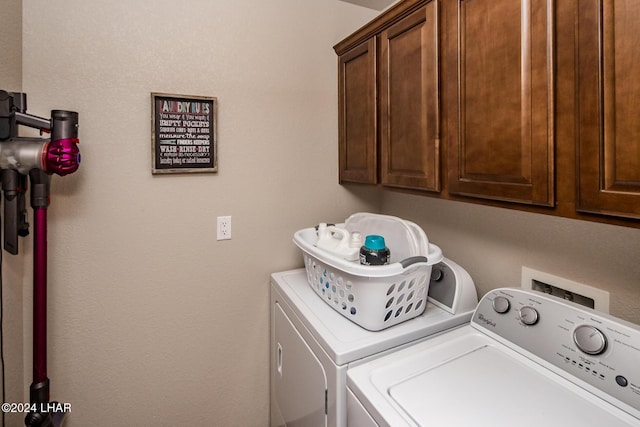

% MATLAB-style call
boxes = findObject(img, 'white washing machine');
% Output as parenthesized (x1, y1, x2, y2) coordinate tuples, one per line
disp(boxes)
(347, 288, 640, 427)
(270, 258, 478, 427)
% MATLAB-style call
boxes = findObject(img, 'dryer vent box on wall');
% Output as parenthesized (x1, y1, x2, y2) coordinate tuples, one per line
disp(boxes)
(521, 267, 610, 313)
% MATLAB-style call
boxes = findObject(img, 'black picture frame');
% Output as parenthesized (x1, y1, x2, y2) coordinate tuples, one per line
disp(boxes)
(151, 92, 217, 174)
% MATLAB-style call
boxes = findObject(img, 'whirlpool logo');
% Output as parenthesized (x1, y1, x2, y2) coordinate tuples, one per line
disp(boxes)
(477, 314, 496, 328)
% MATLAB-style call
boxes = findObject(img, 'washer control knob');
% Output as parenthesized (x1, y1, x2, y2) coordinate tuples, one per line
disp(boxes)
(573, 325, 607, 355)
(430, 267, 444, 282)
(518, 306, 539, 326)
(493, 296, 510, 314)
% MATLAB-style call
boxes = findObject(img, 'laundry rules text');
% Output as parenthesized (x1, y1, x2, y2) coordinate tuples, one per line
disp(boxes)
(153, 95, 216, 173)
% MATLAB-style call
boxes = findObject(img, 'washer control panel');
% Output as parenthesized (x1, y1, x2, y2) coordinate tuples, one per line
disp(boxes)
(472, 288, 640, 418)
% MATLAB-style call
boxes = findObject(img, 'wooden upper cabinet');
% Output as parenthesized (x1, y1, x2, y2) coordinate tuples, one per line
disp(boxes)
(445, 0, 555, 206)
(338, 38, 377, 184)
(380, 3, 440, 191)
(577, 0, 640, 219)
(336, 0, 439, 190)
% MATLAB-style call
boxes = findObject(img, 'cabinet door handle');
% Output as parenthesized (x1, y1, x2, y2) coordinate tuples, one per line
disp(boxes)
(276, 342, 283, 376)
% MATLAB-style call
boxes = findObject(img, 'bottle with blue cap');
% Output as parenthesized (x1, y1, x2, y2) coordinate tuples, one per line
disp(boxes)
(360, 235, 390, 266)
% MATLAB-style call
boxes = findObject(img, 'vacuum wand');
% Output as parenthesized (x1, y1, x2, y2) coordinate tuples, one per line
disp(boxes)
(28, 109, 79, 427)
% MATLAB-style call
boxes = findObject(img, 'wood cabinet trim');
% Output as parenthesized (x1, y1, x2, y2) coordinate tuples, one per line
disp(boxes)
(334, 0, 429, 55)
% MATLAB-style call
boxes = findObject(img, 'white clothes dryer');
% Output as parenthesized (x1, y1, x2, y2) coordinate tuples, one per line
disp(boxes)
(270, 258, 478, 427)
(347, 288, 640, 427)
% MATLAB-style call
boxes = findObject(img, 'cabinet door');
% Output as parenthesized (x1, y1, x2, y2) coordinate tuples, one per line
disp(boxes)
(577, 0, 640, 219)
(380, 3, 440, 191)
(445, 0, 554, 205)
(338, 38, 377, 184)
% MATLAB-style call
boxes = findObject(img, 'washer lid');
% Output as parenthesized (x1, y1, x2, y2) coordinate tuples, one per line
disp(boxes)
(348, 327, 639, 427)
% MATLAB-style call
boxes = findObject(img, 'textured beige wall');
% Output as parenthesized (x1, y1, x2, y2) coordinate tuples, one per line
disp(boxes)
(0, 1, 25, 426)
(381, 192, 640, 324)
(0, 0, 22, 91)
(20, 1, 378, 425)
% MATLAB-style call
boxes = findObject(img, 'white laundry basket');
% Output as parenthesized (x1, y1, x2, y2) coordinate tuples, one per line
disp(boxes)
(293, 213, 443, 331)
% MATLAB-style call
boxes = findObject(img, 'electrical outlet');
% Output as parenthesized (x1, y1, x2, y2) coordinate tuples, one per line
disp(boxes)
(217, 216, 232, 240)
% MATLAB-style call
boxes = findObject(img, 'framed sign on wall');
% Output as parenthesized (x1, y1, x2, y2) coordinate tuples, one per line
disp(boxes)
(151, 92, 217, 174)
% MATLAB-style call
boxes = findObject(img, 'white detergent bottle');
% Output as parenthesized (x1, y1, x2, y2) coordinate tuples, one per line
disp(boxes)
(316, 224, 361, 262)
(316, 223, 336, 250)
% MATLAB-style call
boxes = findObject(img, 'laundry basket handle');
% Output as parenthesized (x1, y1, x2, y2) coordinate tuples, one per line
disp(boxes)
(400, 256, 429, 268)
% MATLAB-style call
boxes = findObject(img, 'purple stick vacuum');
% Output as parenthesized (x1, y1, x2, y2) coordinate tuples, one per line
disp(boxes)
(29, 114, 80, 427)
(0, 91, 80, 427)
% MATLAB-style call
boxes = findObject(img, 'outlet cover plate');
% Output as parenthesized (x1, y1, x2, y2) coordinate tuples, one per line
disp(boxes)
(217, 216, 231, 240)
